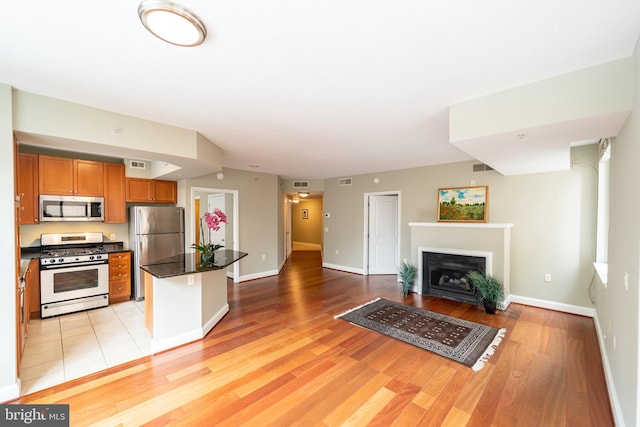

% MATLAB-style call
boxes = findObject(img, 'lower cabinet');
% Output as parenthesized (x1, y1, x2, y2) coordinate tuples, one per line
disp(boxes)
(27, 258, 40, 319)
(109, 252, 131, 303)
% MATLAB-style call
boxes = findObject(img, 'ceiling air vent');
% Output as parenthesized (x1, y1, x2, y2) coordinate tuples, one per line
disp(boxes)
(130, 160, 146, 169)
(338, 177, 353, 186)
(472, 163, 494, 172)
(292, 180, 309, 189)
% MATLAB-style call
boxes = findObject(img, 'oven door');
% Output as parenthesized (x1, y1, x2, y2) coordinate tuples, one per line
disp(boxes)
(40, 262, 109, 305)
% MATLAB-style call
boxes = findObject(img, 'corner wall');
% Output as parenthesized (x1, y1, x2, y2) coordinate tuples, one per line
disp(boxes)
(604, 35, 640, 427)
(0, 83, 18, 401)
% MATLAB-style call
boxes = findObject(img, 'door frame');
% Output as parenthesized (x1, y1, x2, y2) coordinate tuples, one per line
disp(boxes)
(190, 187, 240, 282)
(363, 191, 401, 275)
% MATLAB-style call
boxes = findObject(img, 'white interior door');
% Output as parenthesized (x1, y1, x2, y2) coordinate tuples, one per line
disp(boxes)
(368, 194, 399, 274)
(207, 194, 226, 246)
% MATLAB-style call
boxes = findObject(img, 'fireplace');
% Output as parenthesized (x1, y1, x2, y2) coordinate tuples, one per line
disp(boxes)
(421, 249, 492, 305)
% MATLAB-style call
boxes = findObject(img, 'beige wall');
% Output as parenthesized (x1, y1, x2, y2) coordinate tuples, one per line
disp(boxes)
(291, 198, 322, 244)
(0, 84, 18, 400)
(604, 35, 640, 427)
(323, 144, 598, 309)
(185, 168, 280, 280)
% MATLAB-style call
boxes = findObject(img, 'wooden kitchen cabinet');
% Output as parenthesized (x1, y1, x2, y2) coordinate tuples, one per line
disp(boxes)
(39, 155, 104, 196)
(17, 153, 39, 224)
(109, 251, 131, 303)
(125, 178, 177, 204)
(103, 163, 126, 223)
(26, 258, 40, 320)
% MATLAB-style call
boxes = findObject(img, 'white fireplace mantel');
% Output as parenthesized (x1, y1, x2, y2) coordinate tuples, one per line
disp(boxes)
(409, 222, 513, 308)
(408, 222, 514, 229)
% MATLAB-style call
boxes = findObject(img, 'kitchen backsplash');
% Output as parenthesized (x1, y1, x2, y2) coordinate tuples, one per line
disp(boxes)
(20, 222, 129, 248)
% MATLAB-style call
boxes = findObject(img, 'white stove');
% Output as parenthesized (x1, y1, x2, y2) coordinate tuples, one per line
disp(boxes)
(39, 232, 110, 318)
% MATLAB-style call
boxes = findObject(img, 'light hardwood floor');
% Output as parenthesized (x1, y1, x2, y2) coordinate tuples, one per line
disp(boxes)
(12, 251, 613, 426)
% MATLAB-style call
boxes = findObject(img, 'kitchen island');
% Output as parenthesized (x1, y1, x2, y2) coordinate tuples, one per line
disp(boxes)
(140, 249, 248, 353)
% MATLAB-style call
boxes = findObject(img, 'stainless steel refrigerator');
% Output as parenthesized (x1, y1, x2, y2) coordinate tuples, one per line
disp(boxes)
(129, 206, 185, 301)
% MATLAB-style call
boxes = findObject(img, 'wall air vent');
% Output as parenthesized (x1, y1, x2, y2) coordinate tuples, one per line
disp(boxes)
(130, 160, 146, 169)
(292, 181, 309, 189)
(338, 178, 353, 186)
(472, 163, 494, 172)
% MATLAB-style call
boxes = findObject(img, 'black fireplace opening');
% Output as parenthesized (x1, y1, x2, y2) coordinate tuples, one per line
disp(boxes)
(422, 251, 485, 304)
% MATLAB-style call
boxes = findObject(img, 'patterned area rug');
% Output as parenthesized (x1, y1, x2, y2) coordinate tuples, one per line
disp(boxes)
(335, 298, 506, 371)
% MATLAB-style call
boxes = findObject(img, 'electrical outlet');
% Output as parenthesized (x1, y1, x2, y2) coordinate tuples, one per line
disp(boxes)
(261, 254, 266, 261)
(624, 272, 629, 290)
(187, 275, 194, 285)
(110, 234, 116, 241)
(544, 274, 551, 282)
(335, 249, 339, 255)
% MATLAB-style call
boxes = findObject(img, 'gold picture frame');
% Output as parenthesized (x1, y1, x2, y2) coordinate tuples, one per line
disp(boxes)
(437, 186, 488, 223)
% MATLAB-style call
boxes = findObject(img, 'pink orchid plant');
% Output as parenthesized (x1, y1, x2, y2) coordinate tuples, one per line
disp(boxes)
(192, 208, 229, 254)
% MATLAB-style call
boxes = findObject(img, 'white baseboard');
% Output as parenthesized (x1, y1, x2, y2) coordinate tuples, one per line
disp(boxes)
(321, 262, 365, 275)
(0, 381, 20, 403)
(239, 269, 279, 282)
(593, 312, 624, 427)
(511, 294, 621, 425)
(509, 294, 596, 317)
(202, 304, 229, 337)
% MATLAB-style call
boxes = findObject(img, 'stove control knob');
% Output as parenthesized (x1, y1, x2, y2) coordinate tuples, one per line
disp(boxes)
(96, 255, 102, 260)
(75, 257, 80, 262)
(48, 259, 55, 264)
(89, 255, 95, 260)
(58, 258, 64, 263)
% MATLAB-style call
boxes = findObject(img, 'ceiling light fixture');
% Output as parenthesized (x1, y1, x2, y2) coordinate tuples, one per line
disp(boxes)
(298, 192, 310, 198)
(138, 0, 207, 47)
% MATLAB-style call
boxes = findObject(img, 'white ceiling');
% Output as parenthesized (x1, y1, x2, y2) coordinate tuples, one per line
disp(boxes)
(1, 1, 639, 179)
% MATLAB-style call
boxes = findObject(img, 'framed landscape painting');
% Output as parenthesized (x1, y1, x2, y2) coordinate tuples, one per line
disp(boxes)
(437, 186, 488, 223)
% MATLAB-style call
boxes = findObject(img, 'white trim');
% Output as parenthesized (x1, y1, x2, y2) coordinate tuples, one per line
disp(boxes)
(0, 381, 20, 403)
(364, 191, 401, 275)
(239, 270, 279, 282)
(190, 186, 240, 283)
(202, 304, 230, 337)
(509, 294, 596, 317)
(417, 246, 493, 295)
(593, 262, 608, 287)
(593, 311, 624, 427)
(151, 303, 229, 354)
(322, 262, 365, 275)
(409, 222, 513, 229)
(151, 329, 202, 354)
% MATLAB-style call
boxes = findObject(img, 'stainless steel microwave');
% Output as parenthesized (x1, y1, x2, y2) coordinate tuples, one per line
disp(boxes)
(39, 195, 104, 222)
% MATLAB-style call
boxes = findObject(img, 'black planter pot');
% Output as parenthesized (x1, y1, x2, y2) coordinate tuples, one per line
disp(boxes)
(483, 299, 497, 314)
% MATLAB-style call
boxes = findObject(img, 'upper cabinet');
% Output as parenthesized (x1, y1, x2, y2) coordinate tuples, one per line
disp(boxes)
(125, 178, 177, 204)
(17, 153, 39, 224)
(39, 155, 104, 196)
(103, 163, 126, 223)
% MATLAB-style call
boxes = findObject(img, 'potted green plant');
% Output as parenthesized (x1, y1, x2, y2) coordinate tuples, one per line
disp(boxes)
(466, 270, 504, 314)
(399, 261, 417, 296)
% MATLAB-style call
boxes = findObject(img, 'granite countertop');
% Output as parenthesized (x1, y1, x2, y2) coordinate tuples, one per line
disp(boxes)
(19, 243, 130, 277)
(140, 250, 248, 279)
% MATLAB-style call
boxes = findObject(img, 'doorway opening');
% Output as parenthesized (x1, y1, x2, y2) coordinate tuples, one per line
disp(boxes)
(285, 192, 323, 259)
(364, 192, 400, 275)
(190, 187, 240, 282)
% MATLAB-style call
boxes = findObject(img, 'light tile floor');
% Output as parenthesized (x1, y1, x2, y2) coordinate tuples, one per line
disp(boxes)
(19, 301, 151, 396)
